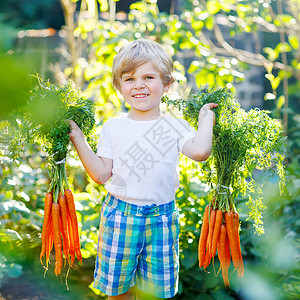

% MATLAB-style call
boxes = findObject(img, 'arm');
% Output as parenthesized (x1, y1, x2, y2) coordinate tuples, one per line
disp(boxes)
(68, 120, 112, 184)
(182, 103, 218, 162)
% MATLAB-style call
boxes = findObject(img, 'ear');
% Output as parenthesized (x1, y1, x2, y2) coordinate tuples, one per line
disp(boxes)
(163, 80, 172, 93)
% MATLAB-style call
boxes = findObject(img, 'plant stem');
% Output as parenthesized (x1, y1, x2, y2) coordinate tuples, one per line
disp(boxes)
(59, 164, 64, 195)
(62, 164, 69, 190)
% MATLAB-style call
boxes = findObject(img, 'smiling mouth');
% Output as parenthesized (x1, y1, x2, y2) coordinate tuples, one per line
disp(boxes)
(132, 94, 149, 98)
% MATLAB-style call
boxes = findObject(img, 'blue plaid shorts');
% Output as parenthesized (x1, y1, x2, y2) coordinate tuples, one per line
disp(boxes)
(93, 193, 180, 298)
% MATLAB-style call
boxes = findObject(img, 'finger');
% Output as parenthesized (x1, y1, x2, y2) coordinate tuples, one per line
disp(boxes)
(206, 103, 218, 109)
(67, 119, 75, 125)
(202, 103, 218, 110)
(66, 120, 76, 136)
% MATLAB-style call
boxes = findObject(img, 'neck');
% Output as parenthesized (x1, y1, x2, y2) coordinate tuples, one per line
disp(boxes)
(127, 108, 162, 121)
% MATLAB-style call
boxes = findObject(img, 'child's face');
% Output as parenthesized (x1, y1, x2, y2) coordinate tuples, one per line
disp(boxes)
(119, 62, 170, 118)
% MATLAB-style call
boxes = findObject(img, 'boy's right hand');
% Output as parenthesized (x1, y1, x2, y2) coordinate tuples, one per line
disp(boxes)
(68, 120, 84, 143)
(199, 103, 218, 126)
(67, 120, 112, 184)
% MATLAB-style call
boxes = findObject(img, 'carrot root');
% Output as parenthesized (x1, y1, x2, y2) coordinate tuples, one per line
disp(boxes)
(198, 205, 210, 268)
(52, 202, 63, 276)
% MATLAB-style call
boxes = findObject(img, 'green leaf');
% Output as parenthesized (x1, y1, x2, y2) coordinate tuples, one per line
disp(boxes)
(263, 47, 279, 61)
(278, 69, 292, 79)
(207, 1, 221, 15)
(98, 0, 108, 12)
(188, 61, 201, 74)
(195, 70, 208, 87)
(275, 42, 292, 53)
(277, 14, 296, 26)
(130, 2, 146, 11)
(192, 20, 204, 31)
(146, 22, 155, 31)
(205, 16, 214, 31)
(288, 35, 299, 49)
(282, 281, 300, 298)
(207, 72, 215, 85)
(0, 200, 30, 216)
(271, 76, 281, 90)
(277, 95, 285, 109)
(0, 229, 23, 242)
(265, 74, 281, 90)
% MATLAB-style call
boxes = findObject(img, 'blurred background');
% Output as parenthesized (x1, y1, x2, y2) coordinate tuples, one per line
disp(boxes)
(0, 0, 299, 299)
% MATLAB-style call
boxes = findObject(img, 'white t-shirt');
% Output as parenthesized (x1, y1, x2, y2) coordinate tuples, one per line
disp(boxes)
(96, 115, 196, 205)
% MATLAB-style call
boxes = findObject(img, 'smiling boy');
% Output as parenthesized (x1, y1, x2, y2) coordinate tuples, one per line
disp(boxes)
(69, 38, 217, 299)
(118, 61, 169, 121)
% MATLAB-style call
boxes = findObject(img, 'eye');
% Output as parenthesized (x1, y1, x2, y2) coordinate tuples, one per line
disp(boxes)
(145, 76, 154, 80)
(124, 77, 133, 82)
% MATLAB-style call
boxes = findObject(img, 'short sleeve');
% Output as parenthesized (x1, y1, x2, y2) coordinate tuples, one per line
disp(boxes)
(174, 118, 196, 153)
(96, 122, 113, 159)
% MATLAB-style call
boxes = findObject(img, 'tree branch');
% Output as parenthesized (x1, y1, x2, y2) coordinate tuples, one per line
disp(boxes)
(278, 0, 289, 135)
(212, 21, 292, 72)
(60, 0, 79, 86)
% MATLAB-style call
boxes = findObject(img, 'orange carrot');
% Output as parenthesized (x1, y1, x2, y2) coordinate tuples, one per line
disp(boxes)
(225, 211, 241, 275)
(233, 211, 244, 278)
(217, 224, 230, 287)
(52, 202, 63, 276)
(67, 209, 75, 266)
(198, 205, 210, 268)
(45, 213, 53, 271)
(58, 193, 70, 258)
(225, 230, 231, 269)
(202, 248, 212, 270)
(211, 209, 223, 257)
(40, 192, 53, 265)
(207, 208, 216, 257)
(65, 189, 82, 263)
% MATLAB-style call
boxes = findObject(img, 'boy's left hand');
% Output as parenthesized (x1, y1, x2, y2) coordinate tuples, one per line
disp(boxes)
(199, 103, 218, 125)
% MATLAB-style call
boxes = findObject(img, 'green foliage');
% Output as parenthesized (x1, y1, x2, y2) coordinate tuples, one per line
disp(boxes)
(174, 156, 241, 299)
(1, 0, 300, 298)
(0, 143, 50, 288)
(72, 0, 247, 115)
(241, 154, 300, 299)
(0, 52, 33, 120)
(9, 77, 96, 162)
(164, 87, 286, 234)
(7, 77, 97, 201)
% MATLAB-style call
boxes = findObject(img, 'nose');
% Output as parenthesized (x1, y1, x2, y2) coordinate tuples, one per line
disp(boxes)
(134, 79, 145, 89)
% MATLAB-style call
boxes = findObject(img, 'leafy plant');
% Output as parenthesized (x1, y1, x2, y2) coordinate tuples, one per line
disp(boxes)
(8, 77, 97, 201)
(163, 87, 286, 234)
(3, 77, 99, 282)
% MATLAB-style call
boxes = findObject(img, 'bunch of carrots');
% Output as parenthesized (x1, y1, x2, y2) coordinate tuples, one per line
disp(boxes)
(163, 87, 285, 288)
(8, 79, 96, 288)
(40, 162, 82, 280)
(198, 204, 244, 287)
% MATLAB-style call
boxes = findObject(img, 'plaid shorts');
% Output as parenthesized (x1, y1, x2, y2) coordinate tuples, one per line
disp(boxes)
(93, 193, 180, 298)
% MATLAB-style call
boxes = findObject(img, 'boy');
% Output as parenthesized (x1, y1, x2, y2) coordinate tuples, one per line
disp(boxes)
(69, 38, 217, 299)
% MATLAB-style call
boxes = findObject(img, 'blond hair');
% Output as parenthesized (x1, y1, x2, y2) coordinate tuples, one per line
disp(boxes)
(112, 39, 175, 91)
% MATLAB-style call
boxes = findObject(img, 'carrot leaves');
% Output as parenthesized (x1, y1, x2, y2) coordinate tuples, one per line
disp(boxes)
(163, 87, 286, 234)
(8, 77, 96, 202)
